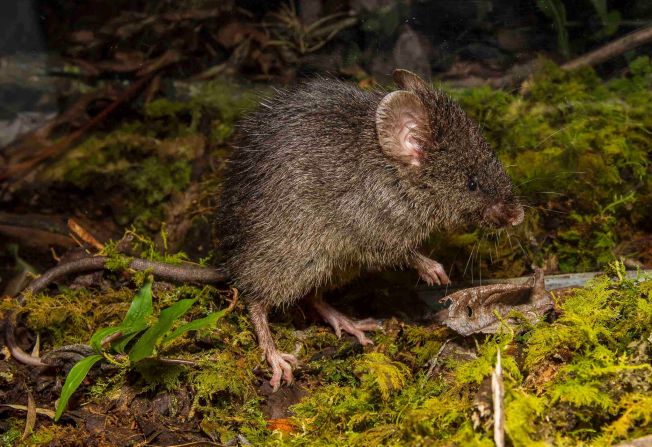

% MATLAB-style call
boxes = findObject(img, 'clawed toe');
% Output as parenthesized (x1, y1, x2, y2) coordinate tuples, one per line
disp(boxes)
(310, 297, 382, 346)
(412, 253, 450, 286)
(281, 352, 299, 368)
(353, 318, 383, 332)
(267, 350, 297, 392)
(418, 260, 450, 285)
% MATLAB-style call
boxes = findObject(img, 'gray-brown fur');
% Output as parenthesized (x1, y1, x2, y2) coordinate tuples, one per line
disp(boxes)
(217, 71, 521, 309)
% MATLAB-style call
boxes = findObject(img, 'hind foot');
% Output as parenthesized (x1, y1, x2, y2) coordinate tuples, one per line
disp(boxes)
(266, 349, 298, 392)
(309, 296, 382, 345)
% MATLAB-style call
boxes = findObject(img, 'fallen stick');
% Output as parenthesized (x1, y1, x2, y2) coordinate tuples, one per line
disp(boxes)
(420, 269, 651, 293)
(15, 255, 229, 305)
(562, 25, 652, 70)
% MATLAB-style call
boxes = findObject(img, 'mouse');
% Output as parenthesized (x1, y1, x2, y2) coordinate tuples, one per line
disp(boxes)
(216, 69, 524, 391)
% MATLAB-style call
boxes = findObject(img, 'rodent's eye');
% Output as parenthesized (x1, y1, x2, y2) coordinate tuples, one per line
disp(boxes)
(468, 176, 478, 191)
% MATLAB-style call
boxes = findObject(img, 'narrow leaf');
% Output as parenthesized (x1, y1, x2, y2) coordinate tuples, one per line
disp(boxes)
(22, 391, 36, 440)
(161, 309, 227, 345)
(89, 278, 154, 353)
(90, 327, 125, 353)
(121, 277, 154, 327)
(111, 329, 144, 354)
(55, 354, 103, 421)
(128, 299, 195, 363)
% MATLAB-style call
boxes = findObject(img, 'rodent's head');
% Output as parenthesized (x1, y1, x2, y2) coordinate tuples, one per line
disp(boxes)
(376, 69, 524, 230)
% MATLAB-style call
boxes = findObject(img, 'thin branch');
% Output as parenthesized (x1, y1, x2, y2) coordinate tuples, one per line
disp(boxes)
(16, 255, 229, 305)
(562, 25, 652, 70)
(492, 349, 505, 447)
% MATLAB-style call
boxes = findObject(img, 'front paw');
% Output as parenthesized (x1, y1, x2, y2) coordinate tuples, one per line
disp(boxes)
(416, 257, 450, 286)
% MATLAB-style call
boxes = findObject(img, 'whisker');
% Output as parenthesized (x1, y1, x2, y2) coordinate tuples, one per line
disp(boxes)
(445, 262, 455, 296)
(445, 246, 462, 296)
(516, 171, 586, 187)
(462, 242, 477, 280)
(516, 238, 529, 262)
(541, 208, 568, 215)
(478, 241, 482, 286)
(534, 123, 573, 149)
(462, 245, 473, 279)
(471, 243, 477, 284)
(494, 236, 499, 264)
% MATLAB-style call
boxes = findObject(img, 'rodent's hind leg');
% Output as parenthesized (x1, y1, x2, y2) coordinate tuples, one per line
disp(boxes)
(308, 293, 382, 346)
(248, 300, 298, 392)
(411, 252, 450, 286)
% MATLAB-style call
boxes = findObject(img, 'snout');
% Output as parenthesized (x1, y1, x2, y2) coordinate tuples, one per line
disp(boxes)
(483, 202, 524, 227)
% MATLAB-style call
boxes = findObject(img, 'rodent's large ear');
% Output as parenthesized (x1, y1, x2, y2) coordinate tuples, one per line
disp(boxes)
(376, 90, 430, 166)
(393, 69, 429, 92)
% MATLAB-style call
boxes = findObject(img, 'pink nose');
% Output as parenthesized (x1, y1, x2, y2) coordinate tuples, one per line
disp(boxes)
(483, 202, 524, 227)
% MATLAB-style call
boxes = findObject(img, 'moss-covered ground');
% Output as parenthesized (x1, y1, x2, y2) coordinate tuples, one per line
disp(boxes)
(1, 60, 652, 445)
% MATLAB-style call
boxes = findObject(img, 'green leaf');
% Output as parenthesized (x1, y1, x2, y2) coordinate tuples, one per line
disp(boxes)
(121, 277, 154, 327)
(160, 309, 227, 345)
(111, 329, 144, 354)
(54, 354, 103, 421)
(128, 299, 196, 363)
(89, 327, 125, 353)
(89, 278, 154, 353)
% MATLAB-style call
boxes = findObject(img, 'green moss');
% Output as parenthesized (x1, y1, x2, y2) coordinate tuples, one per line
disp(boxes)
(353, 352, 410, 401)
(1, 420, 21, 447)
(38, 79, 258, 235)
(12, 258, 650, 445)
(504, 390, 547, 447)
(454, 336, 521, 386)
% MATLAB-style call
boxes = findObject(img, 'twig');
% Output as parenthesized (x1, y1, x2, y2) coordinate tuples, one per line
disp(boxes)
(0, 404, 55, 419)
(156, 358, 198, 366)
(67, 218, 104, 251)
(614, 435, 652, 447)
(4, 312, 46, 367)
(562, 25, 652, 70)
(492, 349, 505, 447)
(15, 255, 229, 305)
(425, 338, 451, 380)
(21, 391, 36, 440)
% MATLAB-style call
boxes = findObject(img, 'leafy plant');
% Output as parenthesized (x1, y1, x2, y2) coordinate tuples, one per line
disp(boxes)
(54, 277, 229, 421)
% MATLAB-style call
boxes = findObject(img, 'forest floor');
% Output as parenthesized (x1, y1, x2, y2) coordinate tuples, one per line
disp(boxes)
(1, 60, 652, 446)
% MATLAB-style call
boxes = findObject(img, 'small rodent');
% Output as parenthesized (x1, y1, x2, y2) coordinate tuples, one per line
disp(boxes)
(217, 69, 524, 390)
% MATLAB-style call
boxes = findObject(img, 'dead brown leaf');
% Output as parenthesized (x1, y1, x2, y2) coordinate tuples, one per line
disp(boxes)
(435, 268, 553, 336)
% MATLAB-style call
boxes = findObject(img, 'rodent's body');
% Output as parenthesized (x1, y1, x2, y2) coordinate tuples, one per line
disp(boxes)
(219, 81, 432, 306)
(217, 70, 523, 390)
